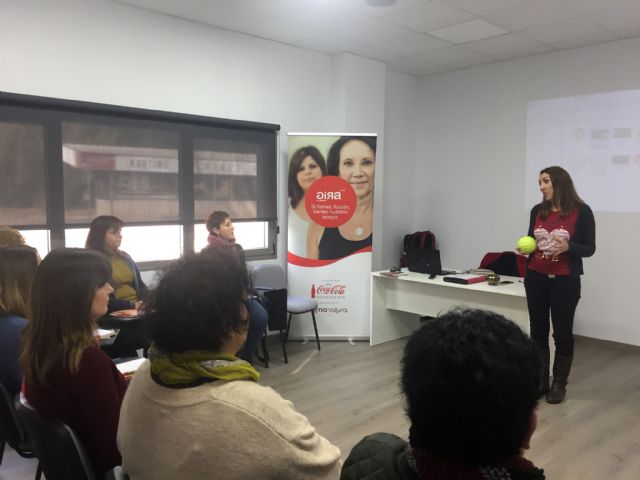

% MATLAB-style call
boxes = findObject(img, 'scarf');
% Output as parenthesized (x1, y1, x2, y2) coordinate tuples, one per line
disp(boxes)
(149, 344, 260, 388)
(408, 448, 545, 480)
(207, 234, 238, 254)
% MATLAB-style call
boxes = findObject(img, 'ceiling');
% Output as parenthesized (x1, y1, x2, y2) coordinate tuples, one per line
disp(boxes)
(115, 0, 640, 77)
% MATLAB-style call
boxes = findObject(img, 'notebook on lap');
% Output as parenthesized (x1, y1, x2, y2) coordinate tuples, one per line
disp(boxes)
(407, 248, 455, 275)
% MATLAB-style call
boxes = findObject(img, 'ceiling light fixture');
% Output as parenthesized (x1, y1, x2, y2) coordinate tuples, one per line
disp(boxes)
(366, 0, 397, 7)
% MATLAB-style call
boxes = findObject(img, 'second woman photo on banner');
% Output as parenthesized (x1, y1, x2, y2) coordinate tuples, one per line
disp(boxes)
(287, 135, 376, 261)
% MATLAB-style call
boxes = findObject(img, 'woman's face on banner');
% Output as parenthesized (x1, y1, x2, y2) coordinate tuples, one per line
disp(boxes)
(296, 155, 323, 192)
(338, 140, 375, 199)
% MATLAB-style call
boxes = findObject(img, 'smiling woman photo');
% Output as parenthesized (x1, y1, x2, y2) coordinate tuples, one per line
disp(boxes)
(307, 136, 376, 260)
(287, 146, 327, 257)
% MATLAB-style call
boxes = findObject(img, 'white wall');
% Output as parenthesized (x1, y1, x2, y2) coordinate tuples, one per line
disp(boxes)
(415, 37, 640, 346)
(381, 70, 418, 269)
(0, 0, 418, 274)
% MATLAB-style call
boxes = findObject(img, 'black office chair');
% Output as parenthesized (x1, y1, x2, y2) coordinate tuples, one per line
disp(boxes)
(0, 381, 41, 479)
(255, 287, 289, 366)
(15, 393, 98, 480)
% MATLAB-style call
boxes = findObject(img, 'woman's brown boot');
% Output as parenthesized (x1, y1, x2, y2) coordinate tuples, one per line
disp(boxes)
(546, 353, 572, 404)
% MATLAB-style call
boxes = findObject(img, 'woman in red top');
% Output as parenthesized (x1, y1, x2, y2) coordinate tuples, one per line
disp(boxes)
(20, 248, 127, 475)
(521, 166, 595, 404)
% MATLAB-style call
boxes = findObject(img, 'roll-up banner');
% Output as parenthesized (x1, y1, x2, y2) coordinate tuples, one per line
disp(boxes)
(287, 133, 377, 340)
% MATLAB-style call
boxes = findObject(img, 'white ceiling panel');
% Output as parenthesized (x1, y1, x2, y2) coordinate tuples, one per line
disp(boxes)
(114, 0, 205, 16)
(294, 34, 366, 55)
(465, 33, 552, 59)
(386, 55, 447, 76)
(244, 16, 324, 44)
(337, 0, 425, 17)
(442, 0, 531, 17)
(409, 45, 495, 68)
(177, 1, 260, 32)
(115, 0, 640, 78)
(522, 18, 621, 50)
(383, 2, 475, 32)
(588, 4, 640, 38)
(330, 15, 416, 43)
(486, 1, 582, 32)
(428, 19, 508, 44)
(557, 0, 637, 15)
(378, 33, 451, 56)
(348, 43, 401, 62)
(242, 0, 357, 32)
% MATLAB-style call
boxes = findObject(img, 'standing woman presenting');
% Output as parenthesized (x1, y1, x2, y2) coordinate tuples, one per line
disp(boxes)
(522, 166, 595, 404)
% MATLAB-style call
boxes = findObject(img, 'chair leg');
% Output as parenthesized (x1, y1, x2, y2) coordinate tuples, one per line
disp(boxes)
(285, 313, 293, 342)
(311, 310, 321, 351)
(279, 329, 288, 364)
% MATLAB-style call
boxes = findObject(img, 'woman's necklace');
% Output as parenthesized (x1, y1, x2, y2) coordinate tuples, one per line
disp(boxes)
(355, 226, 364, 236)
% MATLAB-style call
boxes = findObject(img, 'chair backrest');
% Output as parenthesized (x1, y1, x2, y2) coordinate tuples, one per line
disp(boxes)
(0, 381, 32, 455)
(262, 288, 288, 331)
(15, 394, 97, 480)
(250, 264, 287, 290)
(479, 251, 527, 277)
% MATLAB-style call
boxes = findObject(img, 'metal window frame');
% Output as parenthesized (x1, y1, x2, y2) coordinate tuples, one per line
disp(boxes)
(0, 92, 280, 261)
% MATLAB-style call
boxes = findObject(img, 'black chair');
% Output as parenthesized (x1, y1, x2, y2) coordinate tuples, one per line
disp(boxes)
(15, 393, 98, 480)
(0, 381, 41, 479)
(255, 288, 289, 366)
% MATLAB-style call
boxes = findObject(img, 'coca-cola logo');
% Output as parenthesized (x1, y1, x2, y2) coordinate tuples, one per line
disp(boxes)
(316, 284, 346, 295)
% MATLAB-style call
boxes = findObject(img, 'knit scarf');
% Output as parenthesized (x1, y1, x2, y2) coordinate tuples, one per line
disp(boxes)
(149, 345, 260, 388)
(408, 448, 545, 480)
(207, 234, 237, 254)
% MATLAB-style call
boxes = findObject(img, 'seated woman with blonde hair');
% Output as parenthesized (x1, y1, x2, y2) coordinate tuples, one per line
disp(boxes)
(0, 225, 25, 247)
(118, 249, 341, 479)
(0, 245, 39, 395)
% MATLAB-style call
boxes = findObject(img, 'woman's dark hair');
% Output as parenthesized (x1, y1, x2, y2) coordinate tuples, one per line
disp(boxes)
(205, 210, 230, 235)
(85, 215, 124, 252)
(0, 245, 39, 318)
(20, 248, 112, 386)
(401, 308, 540, 465)
(327, 136, 377, 176)
(288, 146, 327, 209)
(538, 166, 582, 219)
(144, 248, 247, 354)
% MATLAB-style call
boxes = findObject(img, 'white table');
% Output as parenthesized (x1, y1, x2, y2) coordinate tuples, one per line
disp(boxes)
(370, 270, 529, 346)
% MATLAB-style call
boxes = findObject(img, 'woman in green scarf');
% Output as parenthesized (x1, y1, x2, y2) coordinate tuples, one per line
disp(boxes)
(117, 248, 341, 480)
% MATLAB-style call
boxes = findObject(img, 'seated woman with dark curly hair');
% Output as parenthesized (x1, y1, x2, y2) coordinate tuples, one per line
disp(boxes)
(117, 249, 341, 479)
(341, 308, 545, 480)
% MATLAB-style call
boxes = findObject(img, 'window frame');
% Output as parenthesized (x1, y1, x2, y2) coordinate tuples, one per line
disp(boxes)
(0, 92, 279, 265)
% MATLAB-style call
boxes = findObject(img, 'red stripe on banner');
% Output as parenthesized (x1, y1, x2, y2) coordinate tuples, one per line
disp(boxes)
(287, 247, 372, 267)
